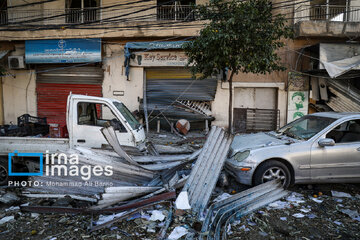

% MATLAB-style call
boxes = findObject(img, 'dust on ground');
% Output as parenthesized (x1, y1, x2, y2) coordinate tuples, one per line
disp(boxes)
(1, 182, 359, 240)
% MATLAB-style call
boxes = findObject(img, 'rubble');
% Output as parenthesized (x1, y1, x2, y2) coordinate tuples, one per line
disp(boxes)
(225, 184, 360, 240)
(149, 210, 165, 221)
(1, 126, 360, 239)
(0, 216, 14, 225)
(168, 226, 188, 240)
(331, 190, 353, 198)
(0, 192, 20, 204)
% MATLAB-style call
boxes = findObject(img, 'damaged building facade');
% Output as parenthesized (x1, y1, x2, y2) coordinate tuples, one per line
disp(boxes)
(293, 0, 360, 115)
(0, 0, 359, 136)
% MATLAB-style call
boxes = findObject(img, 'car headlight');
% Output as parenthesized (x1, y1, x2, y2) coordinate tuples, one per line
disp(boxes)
(234, 150, 250, 162)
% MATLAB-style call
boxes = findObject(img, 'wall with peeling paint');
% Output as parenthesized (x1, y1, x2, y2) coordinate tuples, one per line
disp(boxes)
(2, 44, 37, 124)
(102, 44, 144, 113)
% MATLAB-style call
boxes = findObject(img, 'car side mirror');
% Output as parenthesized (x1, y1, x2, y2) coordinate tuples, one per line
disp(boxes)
(318, 138, 335, 147)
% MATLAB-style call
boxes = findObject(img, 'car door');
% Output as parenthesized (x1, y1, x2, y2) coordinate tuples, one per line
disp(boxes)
(310, 119, 360, 182)
(73, 101, 133, 148)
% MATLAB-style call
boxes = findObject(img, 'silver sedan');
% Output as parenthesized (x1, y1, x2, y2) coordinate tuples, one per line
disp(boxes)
(225, 112, 360, 188)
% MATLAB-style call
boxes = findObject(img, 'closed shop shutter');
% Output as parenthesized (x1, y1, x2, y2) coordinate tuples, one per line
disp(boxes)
(145, 68, 217, 121)
(233, 87, 279, 133)
(36, 65, 103, 133)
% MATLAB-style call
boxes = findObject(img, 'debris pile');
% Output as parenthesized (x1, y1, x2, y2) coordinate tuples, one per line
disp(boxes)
(225, 184, 360, 239)
(1, 125, 359, 239)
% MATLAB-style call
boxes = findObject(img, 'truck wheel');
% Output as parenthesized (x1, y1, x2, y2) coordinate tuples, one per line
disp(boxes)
(254, 160, 291, 188)
(0, 159, 9, 186)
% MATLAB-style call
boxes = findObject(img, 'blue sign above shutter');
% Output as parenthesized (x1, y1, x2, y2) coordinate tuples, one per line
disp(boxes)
(25, 38, 101, 64)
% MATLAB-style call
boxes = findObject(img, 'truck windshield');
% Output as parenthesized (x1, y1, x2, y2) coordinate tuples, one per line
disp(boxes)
(276, 115, 336, 140)
(113, 102, 141, 130)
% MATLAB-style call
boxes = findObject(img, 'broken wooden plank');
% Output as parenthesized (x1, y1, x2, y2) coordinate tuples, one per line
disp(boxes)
(97, 191, 176, 214)
(21, 206, 87, 214)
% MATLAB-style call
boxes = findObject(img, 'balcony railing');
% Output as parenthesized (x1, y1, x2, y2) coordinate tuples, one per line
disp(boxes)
(65, 8, 100, 24)
(0, 5, 197, 26)
(157, 5, 195, 21)
(295, 5, 360, 23)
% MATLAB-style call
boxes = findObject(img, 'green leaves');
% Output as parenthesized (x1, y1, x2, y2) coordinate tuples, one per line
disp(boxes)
(184, 0, 293, 78)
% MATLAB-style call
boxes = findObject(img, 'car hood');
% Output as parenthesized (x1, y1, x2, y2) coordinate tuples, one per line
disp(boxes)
(229, 132, 289, 155)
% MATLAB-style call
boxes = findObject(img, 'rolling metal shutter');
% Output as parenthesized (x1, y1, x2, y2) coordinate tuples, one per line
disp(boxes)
(145, 68, 217, 121)
(36, 66, 103, 131)
(36, 65, 103, 84)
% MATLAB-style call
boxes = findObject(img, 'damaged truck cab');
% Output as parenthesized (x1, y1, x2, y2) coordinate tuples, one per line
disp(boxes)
(67, 94, 145, 148)
(0, 94, 145, 185)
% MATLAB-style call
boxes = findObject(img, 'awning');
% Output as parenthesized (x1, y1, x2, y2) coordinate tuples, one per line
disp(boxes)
(319, 43, 360, 78)
(124, 41, 188, 79)
(323, 55, 360, 78)
(301, 43, 360, 79)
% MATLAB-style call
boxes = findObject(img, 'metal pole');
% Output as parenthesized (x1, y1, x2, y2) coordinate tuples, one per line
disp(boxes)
(326, 0, 329, 20)
(143, 70, 149, 134)
(81, 0, 84, 23)
(157, 119, 160, 133)
(175, 1, 177, 21)
(205, 119, 209, 133)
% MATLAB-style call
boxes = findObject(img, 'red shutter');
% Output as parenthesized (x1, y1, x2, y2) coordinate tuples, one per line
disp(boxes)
(36, 83, 102, 134)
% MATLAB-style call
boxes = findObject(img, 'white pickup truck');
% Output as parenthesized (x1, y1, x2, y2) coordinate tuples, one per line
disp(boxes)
(0, 94, 146, 184)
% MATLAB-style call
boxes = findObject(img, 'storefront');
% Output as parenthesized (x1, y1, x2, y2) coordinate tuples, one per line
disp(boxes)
(124, 41, 218, 130)
(25, 38, 103, 136)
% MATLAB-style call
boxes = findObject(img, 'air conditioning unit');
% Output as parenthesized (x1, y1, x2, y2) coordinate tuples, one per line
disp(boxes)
(8, 56, 25, 69)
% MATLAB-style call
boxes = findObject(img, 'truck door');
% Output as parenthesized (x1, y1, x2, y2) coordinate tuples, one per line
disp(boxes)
(73, 101, 133, 148)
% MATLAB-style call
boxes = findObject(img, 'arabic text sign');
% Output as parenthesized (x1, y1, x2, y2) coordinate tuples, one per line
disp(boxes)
(25, 38, 101, 63)
(130, 51, 189, 67)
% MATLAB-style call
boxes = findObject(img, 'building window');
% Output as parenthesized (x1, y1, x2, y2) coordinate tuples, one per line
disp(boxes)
(0, 0, 7, 25)
(66, 0, 100, 23)
(157, 0, 196, 21)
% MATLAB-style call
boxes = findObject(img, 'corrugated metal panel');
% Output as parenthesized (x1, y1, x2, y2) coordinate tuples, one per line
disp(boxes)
(179, 126, 233, 217)
(144, 68, 217, 121)
(36, 83, 102, 128)
(36, 65, 103, 84)
(199, 180, 288, 240)
(326, 79, 360, 112)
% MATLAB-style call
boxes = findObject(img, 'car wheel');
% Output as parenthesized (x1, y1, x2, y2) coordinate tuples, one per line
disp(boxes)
(254, 160, 291, 188)
(0, 159, 9, 186)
